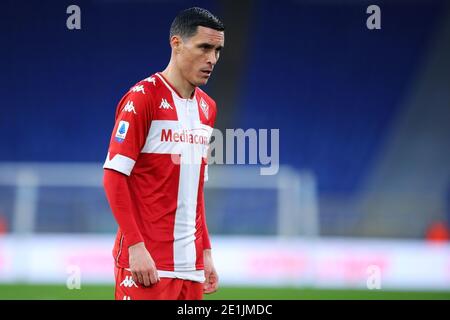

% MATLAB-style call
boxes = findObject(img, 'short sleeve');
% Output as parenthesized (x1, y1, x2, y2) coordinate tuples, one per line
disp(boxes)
(103, 90, 152, 175)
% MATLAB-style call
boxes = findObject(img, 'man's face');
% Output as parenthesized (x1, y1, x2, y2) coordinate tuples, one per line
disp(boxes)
(175, 26, 224, 87)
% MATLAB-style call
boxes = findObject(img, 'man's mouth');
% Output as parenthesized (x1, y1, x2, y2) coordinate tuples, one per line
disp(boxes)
(200, 69, 212, 76)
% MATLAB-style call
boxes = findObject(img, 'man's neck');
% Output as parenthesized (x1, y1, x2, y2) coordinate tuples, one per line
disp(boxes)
(161, 65, 195, 99)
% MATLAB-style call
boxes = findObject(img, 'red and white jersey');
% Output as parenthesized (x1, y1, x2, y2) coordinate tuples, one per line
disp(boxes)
(103, 73, 216, 282)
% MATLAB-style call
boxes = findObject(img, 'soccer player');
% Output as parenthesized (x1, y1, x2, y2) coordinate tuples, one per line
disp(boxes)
(102, 7, 224, 300)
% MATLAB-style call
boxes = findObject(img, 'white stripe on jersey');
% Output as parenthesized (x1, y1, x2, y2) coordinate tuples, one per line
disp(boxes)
(172, 94, 202, 271)
(124, 268, 205, 283)
(141, 120, 212, 157)
(103, 153, 136, 176)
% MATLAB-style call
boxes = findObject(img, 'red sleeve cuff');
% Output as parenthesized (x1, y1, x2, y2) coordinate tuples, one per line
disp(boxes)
(203, 233, 211, 250)
(124, 231, 145, 248)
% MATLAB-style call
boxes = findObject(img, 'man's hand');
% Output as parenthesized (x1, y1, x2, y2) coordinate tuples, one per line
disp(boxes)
(128, 242, 160, 287)
(203, 249, 219, 294)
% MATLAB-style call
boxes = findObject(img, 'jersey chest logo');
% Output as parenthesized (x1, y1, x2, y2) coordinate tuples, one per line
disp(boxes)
(199, 97, 209, 120)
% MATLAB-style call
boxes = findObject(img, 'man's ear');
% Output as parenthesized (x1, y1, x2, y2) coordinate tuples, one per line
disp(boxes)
(170, 35, 183, 54)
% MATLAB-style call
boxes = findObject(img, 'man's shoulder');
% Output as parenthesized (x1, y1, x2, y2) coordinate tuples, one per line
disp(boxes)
(127, 73, 164, 98)
(130, 72, 197, 100)
(115, 74, 168, 115)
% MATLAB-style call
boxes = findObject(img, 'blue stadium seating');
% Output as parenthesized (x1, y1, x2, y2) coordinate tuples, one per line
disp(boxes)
(0, 0, 445, 196)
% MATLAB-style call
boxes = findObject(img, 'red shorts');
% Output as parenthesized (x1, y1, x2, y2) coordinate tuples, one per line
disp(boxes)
(114, 267, 204, 300)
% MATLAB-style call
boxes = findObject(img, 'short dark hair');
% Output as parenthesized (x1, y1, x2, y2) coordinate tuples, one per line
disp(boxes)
(169, 7, 225, 40)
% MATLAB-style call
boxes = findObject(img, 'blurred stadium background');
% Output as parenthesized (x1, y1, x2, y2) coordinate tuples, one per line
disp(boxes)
(1, 0, 450, 299)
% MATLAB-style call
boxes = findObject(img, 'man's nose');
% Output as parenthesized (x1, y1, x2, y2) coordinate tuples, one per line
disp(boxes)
(207, 51, 218, 66)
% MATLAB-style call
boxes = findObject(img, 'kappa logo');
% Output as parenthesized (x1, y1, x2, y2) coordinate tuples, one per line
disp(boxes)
(200, 97, 209, 119)
(144, 76, 156, 86)
(159, 98, 173, 110)
(131, 84, 145, 94)
(123, 296, 131, 300)
(122, 101, 137, 114)
(120, 276, 138, 288)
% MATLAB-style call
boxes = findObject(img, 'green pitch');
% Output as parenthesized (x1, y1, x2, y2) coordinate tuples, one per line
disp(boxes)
(0, 284, 449, 300)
